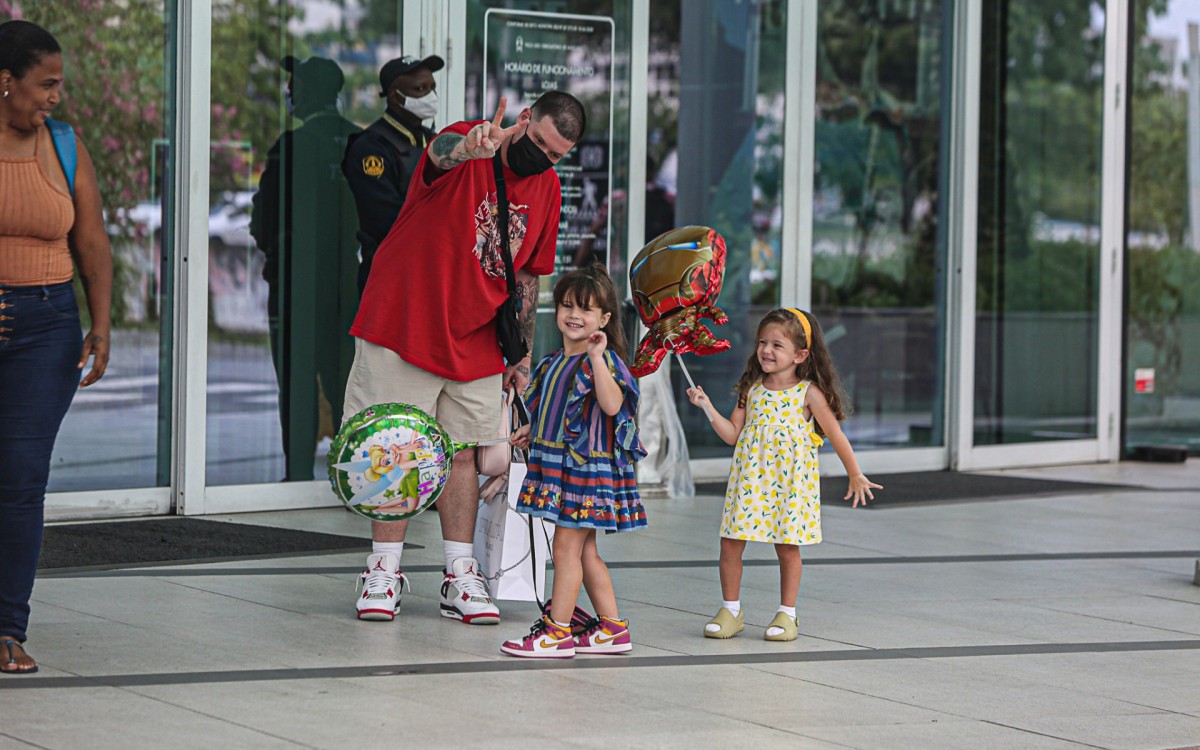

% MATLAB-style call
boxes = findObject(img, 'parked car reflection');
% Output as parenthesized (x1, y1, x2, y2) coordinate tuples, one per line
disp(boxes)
(209, 190, 254, 249)
(109, 190, 267, 333)
(112, 190, 255, 249)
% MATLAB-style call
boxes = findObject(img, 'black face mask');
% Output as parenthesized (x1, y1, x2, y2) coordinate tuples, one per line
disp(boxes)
(507, 126, 555, 177)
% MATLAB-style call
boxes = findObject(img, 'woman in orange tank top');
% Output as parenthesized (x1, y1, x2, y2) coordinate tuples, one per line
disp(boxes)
(0, 20, 112, 675)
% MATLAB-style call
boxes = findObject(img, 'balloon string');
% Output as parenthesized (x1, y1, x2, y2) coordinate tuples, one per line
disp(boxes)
(674, 352, 715, 422)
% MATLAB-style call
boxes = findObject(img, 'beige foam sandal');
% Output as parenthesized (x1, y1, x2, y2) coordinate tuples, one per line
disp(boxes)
(764, 611, 798, 641)
(703, 607, 745, 639)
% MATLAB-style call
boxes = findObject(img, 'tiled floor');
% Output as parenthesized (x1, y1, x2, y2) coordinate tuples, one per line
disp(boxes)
(3, 461, 1199, 749)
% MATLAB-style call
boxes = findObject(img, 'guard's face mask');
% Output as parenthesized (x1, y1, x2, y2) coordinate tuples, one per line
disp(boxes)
(403, 90, 438, 121)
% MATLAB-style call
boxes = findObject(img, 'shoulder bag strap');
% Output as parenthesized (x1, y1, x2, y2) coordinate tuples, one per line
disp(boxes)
(492, 154, 517, 297)
(46, 119, 77, 196)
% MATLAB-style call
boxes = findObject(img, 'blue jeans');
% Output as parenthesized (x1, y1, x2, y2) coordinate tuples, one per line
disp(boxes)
(0, 282, 81, 642)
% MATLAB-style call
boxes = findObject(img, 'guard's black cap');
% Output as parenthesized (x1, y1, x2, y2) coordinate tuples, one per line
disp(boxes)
(379, 54, 445, 97)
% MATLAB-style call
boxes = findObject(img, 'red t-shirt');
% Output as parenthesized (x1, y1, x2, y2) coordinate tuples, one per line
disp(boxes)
(351, 120, 561, 381)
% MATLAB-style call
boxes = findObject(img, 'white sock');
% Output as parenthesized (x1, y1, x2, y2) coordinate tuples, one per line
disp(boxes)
(766, 605, 798, 638)
(706, 600, 741, 633)
(443, 541, 474, 571)
(371, 541, 404, 562)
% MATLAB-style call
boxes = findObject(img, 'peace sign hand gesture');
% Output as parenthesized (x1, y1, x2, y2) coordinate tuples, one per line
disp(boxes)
(462, 97, 516, 160)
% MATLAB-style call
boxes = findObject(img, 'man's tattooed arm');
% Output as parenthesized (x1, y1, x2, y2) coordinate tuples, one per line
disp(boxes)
(516, 270, 539, 356)
(427, 133, 471, 172)
(428, 116, 503, 174)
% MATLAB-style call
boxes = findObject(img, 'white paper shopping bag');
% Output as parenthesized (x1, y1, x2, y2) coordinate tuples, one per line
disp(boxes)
(474, 455, 555, 602)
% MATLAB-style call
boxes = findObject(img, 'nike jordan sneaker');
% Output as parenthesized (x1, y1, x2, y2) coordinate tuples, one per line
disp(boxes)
(573, 615, 632, 654)
(356, 553, 409, 621)
(439, 557, 501, 624)
(500, 616, 576, 658)
(542, 598, 596, 637)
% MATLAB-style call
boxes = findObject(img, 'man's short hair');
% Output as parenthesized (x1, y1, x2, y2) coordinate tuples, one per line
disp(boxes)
(531, 91, 586, 144)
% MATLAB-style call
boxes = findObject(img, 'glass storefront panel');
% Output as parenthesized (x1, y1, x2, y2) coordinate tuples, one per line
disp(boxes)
(1125, 0, 1200, 455)
(207, 1, 389, 485)
(465, 0, 634, 363)
(2, 2, 176, 492)
(811, 0, 951, 450)
(639, 0, 787, 457)
(975, 1, 1104, 446)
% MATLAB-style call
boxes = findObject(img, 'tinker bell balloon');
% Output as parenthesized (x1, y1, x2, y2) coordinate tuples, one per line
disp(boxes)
(328, 403, 454, 522)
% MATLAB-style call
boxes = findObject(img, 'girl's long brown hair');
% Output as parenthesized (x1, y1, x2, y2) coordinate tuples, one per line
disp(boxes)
(733, 309, 849, 434)
(552, 263, 628, 361)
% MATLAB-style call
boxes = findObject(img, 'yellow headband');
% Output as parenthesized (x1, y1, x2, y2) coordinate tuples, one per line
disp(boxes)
(785, 308, 812, 348)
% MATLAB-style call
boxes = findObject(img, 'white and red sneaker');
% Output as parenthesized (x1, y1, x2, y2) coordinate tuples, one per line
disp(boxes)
(439, 557, 500, 625)
(500, 616, 576, 658)
(574, 615, 632, 654)
(356, 553, 409, 621)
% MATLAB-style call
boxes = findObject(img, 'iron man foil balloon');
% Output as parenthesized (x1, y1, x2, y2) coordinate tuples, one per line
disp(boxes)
(628, 226, 731, 377)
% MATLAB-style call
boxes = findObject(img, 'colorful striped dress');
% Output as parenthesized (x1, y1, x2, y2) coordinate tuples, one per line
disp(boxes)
(516, 349, 647, 533)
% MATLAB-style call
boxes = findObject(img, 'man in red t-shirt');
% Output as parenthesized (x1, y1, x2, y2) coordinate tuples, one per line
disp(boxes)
(344, 91, 586, 625)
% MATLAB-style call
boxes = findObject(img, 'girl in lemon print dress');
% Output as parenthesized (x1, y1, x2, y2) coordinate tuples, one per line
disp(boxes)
(687, 308, 880, 642)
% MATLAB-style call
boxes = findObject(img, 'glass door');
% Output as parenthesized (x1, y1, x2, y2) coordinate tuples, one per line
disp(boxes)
(201, 0, 395, 511)
(810, 0, 953, 456)
(14, 1, 177, 517)
(1124, 0, 1200, 458)
(960, 0, 1121, 468)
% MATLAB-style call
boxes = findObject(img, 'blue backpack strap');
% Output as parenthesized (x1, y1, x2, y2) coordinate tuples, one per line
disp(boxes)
(46, 119, 77, 196)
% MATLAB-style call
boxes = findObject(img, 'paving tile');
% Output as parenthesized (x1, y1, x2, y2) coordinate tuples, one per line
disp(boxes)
(130, 672, 836, 750)
(1006, 713, 1200, 750)
(0, 687, 307, 749)
(760, 657, 1182, 725)
(800, 718, 1092, 750)
(937, 651, 1200, 716)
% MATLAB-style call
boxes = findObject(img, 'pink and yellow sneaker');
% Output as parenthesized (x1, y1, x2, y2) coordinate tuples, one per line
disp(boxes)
(542, 599, 597, 637)
(500, 616, 576, 659)
(574, 615, 632, 655)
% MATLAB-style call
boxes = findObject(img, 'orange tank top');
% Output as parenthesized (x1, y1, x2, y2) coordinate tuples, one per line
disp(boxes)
(0, 125, 76, 285)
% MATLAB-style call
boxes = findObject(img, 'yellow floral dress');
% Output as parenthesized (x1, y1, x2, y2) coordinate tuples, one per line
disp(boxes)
(721, 380, 824, 545)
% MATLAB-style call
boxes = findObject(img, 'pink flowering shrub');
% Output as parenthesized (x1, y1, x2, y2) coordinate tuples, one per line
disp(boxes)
(2, 1, 166, 244)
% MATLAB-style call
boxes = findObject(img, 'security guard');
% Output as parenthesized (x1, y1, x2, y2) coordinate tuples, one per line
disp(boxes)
(342, 54, 444, 293)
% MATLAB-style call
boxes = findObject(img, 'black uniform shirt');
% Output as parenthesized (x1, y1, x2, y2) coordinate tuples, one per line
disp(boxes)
(341, 112, 436, 289)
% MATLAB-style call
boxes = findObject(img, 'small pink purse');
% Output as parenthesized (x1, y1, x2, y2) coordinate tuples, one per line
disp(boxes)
(476, 389, 526, 477)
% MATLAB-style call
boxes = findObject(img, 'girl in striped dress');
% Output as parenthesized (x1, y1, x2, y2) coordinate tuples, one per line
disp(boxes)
(500, 264, 647, 659)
